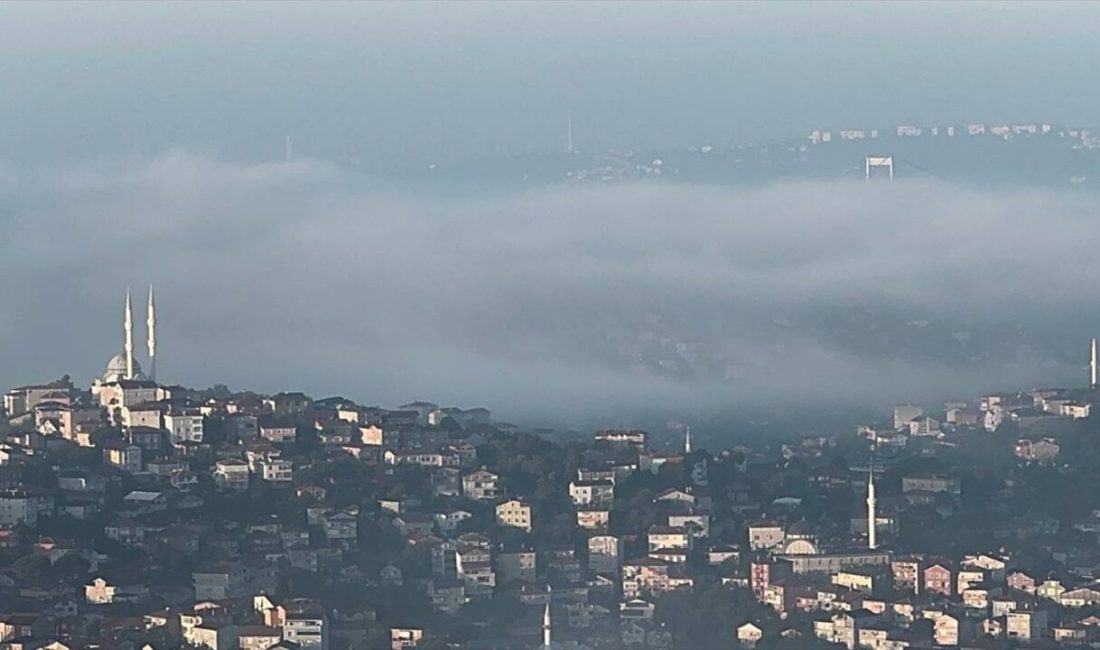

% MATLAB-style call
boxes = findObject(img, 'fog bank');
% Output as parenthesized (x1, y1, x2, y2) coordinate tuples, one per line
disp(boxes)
(1, 153, 1097, 421)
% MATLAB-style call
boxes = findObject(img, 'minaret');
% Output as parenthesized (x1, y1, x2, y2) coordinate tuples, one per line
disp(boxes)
(124, 289, 135, 380)
(866, 463, 877, 550)
(684, 425, 692, 455)
(146, 285, 157, 381)
(542, 586, 552, 648)
(1091, 338, 1097, 388)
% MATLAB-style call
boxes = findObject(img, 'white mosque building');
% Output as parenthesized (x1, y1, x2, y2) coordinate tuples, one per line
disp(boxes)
(92, 288, 159, 418)
(95, 287, 156, 386)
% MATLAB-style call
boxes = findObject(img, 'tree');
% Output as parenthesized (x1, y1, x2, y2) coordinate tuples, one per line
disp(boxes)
(655, 583, 769, 648)
(12, 554, 50, 586)
(19, 458, 59, 490)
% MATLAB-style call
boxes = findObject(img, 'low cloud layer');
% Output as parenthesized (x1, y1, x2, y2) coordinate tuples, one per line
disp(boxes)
(2, 152, 1098, 423)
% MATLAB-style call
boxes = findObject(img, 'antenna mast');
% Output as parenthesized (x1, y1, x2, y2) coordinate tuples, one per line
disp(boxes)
(567, 110, 573, 154)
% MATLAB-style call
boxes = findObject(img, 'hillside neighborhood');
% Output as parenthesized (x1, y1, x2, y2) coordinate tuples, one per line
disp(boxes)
(3, 349, 1100, 650)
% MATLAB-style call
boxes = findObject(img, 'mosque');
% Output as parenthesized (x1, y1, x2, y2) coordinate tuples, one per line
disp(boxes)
(93, 287, 157, 391)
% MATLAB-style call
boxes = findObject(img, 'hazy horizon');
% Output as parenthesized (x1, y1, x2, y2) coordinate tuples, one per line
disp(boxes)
(3, 2, 1100, 165)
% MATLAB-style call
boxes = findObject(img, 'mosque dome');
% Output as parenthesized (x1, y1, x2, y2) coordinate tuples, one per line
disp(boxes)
(104, 353, 143, 383)
(786, 520, 818, 539)
(783, 537, 819, 556)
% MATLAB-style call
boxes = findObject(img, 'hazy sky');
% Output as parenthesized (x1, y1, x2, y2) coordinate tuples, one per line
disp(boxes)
(2, 2, 1100, 164)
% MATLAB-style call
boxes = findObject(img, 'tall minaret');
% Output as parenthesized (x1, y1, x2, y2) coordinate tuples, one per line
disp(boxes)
(542, 586, 552, 648)
(146, 285, 157, 381)
(684, 425, 692, 455)
(1090, 338, 1097, 388)
(124, 288, 135, 380)
(866, 462, 877, 550)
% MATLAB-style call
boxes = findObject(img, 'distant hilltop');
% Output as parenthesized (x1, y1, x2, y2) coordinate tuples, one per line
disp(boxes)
(382, 120, 1100, 189)
(805, 121, 1098, 148)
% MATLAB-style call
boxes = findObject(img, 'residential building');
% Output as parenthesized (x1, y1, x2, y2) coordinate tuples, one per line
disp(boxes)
(391, 627, 424, 650)
(497, 550, 537, 583)
(359, 424, 397, 447)
(594, 429, 647, 448)
(894, 404, 923, 429)
(737, 622, 763, 648)
(462, 470, 499, 500)
(428, 579, 466, 615)
(239, 626, 283, 650)
(891, 557, 920, 594)
(433, 509, 472, 535)
(214, 458, 250, 490)
(0, 491, 38, 527)
(258, 417, 297, 443)
(668, 512, 709, 538)
(191, 622, 240, 650)
(193, 561, 277, 601)
(908, 416, 941, 436)
(647, 525, 691, 553)
(165, 409, 205, 443)
(496, 499, 532, 533)
(588, 535, 623, 574)
(577, 508, 610, 530)
(902, 474, 961, 495)
(279, 599, 328, 649)
(322, 509, 359, 544)
(747, 521, 785, 550)
(84, 577, 116, 605)
(256, 458, 294, 483)
(924, 563, 953, 597)
(569, 479, 614, 506)
(103, 441, 143, 473)
(1006, 608, 1047, 643)
(1015, 437, 1060, 463)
